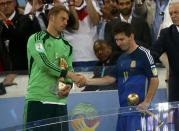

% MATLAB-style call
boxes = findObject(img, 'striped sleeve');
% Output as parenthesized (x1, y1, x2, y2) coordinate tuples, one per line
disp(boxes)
(139, 46, 158, 77)
(27, 32, 67, 77)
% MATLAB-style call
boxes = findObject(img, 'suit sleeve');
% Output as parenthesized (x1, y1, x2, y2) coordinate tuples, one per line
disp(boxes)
(141, 22, 152, 48)
(150, 29, 167, 60)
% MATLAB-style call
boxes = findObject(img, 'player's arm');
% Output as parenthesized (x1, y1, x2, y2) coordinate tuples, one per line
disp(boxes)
(137, 76, 159, 112)
(84, 64, 117, 87)
(85, 76, 116, 86)
(27, 33, 75, 79)
(138, 47, 159, 110)
(143, 77, 159, 105)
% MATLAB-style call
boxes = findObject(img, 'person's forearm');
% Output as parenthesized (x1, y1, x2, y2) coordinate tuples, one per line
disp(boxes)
(86, 76, 116, 86)
(86, 0, 100, 26)
(68, 5, 79, 30)
(66, 71, 76, 80)
(144, 77, 159, 104)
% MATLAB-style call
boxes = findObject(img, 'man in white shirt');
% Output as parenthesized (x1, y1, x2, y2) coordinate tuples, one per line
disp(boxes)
(64, 0, 101, 67)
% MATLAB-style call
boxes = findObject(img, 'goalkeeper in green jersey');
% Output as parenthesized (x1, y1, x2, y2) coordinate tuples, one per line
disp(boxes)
(24, 5, 84, 131)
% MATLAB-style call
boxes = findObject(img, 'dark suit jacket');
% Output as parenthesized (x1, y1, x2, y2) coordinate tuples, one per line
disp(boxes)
(152, 24, 179, 77)
(0, 10, 78, 71)
(104, 15, 152, 53)
(0, 11, 42, 71)
(151, 24, 179, 101)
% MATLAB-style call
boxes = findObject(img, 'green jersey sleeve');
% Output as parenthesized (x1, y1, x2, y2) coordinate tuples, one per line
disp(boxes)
(27, 32, 67, 78)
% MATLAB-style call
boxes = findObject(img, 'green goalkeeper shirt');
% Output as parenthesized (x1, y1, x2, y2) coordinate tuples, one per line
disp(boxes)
(26, 31, 73, 104)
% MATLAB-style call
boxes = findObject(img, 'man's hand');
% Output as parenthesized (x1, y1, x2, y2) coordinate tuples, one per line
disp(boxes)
(71, 115, 99, 131)
(137, 101, 164, 127)
(67, 72, 86, 87)
(137, 101, 150, 113)
(31, 0, 43, 13)
(135, 0, 143, 5)
(75, 74, 87, 87)
(2, 74, 17, 87)
(58, 84, 71, 98)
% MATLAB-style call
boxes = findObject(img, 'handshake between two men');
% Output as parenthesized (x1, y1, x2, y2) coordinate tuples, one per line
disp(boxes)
(58, 71, 116, 98)
(67, 72, 87, 88)
(67, 71, 116, 89)
(56, 72, 88, 98)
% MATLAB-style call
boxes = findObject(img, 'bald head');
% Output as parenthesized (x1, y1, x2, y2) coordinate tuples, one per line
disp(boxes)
(169, 0, 179, 26)
(170, 0, 179, 4)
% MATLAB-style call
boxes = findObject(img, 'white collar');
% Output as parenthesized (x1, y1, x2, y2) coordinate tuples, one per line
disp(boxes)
(120, 13, 132, 23)
(8, 11, 16, 20)
(177, 26, 179, 32)
(75, 0, 86, 11)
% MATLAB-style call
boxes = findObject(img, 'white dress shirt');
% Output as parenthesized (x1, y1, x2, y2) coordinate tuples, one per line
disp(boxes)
(177, 26, 179, 32)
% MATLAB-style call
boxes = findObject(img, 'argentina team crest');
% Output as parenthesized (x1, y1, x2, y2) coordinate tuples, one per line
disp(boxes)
(130, 60, 136, 68)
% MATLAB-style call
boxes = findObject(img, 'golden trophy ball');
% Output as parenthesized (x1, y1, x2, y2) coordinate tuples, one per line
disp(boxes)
(127, 93, 140, 106)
